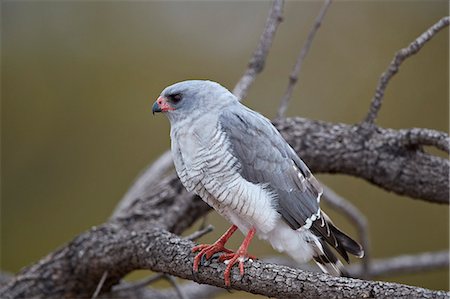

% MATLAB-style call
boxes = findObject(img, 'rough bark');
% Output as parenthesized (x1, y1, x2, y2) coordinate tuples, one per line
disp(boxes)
(275, 118, 449, 203)
(2, 226, 448, 299)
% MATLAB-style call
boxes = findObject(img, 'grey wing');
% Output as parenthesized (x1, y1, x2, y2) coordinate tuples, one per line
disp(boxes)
(219, 105, 323, 230)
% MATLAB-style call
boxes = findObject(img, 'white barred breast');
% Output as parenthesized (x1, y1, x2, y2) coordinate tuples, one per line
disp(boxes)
(171, 121, 279, 235)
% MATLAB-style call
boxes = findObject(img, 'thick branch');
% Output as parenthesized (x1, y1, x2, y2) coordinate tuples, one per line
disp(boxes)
(364, 16, 450, 125)
(274, 117, 449, 203)
(232, 0, 284, 100)
(2, 226, 448, 299)
(108, 251, 450, 299)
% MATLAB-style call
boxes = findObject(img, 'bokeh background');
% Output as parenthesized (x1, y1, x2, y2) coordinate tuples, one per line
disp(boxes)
(2, 0, 448, 297)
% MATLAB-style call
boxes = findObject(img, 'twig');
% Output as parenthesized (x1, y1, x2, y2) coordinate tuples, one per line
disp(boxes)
(348, 250, 449, 278)
(363, 16, 450, 125)
(113, 273, 165, 293)
(91, 271, 108, 299)
(185, 224, 214, 241)
(232, 0, 284, 101)
(277, 0, 332, 119)
(394, 128, 450, 154)
(164, 275, 188, 299)
(321, 184, 371, 278)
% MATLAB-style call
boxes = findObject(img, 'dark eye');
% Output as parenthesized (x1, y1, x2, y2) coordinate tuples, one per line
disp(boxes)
(169, 93, 182, 104)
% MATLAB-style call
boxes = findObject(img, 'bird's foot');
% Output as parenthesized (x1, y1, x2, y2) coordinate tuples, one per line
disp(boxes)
(219, 249, 255, 287)
(192, 242, 234, 272)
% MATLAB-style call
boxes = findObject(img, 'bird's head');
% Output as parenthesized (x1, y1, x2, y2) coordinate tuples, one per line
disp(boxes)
(152, 80, 237, 123)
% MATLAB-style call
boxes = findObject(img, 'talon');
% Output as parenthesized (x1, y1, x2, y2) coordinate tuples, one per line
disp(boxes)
(190, 226, 256, 287)
(192, 241, 234, 273)
(201, 253, 208, 265)
(211, 252, 222, 260)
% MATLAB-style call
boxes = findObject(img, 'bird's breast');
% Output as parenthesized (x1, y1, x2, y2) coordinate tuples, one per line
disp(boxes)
(172, 124, 280, 234)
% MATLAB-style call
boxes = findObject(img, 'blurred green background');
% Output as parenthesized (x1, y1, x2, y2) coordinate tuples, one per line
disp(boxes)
(2, 0, 448, 297)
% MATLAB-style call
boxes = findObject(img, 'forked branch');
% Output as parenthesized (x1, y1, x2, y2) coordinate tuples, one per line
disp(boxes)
(364, 16, 450, 125)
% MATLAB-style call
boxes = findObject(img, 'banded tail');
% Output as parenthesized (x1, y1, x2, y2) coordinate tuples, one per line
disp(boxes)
(310, 212, 364, 276)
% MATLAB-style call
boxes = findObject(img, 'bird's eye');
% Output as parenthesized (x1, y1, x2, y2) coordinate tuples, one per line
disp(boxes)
(170, 93, 182, 104)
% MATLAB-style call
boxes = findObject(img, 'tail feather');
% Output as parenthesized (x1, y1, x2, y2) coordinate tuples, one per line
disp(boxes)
(310, 212, 364, 276)
(312, 238, 345, 276)
(330, 224, 364, 258)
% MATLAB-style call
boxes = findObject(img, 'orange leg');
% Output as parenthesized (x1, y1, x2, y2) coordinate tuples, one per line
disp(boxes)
(219, 227, 256, 287)
(192, 225, 238, 272)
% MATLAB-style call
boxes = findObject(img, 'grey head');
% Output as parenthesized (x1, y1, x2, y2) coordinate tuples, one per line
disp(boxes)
(152, 80, 238, 124)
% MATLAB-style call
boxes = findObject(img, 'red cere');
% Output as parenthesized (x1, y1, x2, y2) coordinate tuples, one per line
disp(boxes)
(157, 96, 175, 112)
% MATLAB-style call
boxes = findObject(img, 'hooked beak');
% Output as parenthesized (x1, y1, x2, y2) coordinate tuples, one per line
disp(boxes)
(152, 101, 162, 115)
(152, 96, 174, 115)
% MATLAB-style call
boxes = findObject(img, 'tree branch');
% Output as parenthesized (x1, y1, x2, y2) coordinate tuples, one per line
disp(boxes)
(348, 250, 449, 278)
(394, 128, 450, 154)
(2, 226, 448, 299)
(107, 251, 450, 299)
(274, 117, 449, 204)
(232, 0, 284, 100)
(277, 0, 332, 118)
(364, 16, 450, 125)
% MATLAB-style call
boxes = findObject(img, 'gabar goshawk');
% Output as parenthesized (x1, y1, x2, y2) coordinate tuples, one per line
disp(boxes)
(152, 80, 363, 286)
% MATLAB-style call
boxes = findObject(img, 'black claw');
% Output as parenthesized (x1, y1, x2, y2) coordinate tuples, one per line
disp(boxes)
(201, 254, 208, 266)
(211, 252, 222, 260)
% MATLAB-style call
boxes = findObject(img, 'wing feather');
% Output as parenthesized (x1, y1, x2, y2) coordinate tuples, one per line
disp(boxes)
(219, 105, 320, 230)
(219, 103, 364, 263)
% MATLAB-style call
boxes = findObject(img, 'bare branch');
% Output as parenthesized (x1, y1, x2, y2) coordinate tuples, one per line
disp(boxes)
(164, 275, 188, 299)
(108, 251, 450, 299)
(277, 0, 332, 118)
(394, 128, 450, 154)
(348, 250, 449, 278)
(364, 16, 450, 125)
(2, 226, 447, 299)
(274, 117, 449, 204)
(321, 185, 371, 278)
(113, 273, 166, 293)
(92, 271, 108, 299)
(185, 224, 214, 241)
(232, 0, 284, 100)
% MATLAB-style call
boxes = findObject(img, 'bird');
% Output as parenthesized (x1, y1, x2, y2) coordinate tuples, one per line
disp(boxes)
(152, 80, 364, 287)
